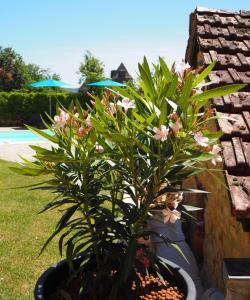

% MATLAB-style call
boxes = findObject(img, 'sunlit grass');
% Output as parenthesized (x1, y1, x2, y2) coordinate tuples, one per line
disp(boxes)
(0, 159, 60, 300)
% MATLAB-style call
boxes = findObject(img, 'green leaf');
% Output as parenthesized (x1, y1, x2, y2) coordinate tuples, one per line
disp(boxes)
(25, 125, 58, 143)
(187, 150, 214, 161)
(146, 113, 157, 125)
(159, 98, 167, 125)
(192, 61, 216, 88)
(166, 75, 178, 98)
(29, 145, 51, 154)
(132, 111, 146, 123)
(202, 130, 224, 139)
(91, 118, 107, 133)
(56, 204, 81, 231)
(94, 95, 105, 113)
(138, 59, 155, 99)
(182, 204, 203, 211)
(10, 166, 50, 176)
(170, 243, 189, 263)
(109, 87, 131, 99)
(66, 240, 74, 270)
(159, 57, 172, 82)
(191, 84, 247, 109)
(178, 73, 193, 109)
(109, 133, 130, 143)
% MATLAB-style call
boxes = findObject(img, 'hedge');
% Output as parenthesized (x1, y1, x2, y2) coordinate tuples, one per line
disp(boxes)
(0, 92, 89, 127)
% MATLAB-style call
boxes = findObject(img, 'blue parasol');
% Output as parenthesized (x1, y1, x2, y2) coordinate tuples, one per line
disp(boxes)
(29, 80, 74, 116)
(29, 79, 73, 88)
(86, 80, 127, 87)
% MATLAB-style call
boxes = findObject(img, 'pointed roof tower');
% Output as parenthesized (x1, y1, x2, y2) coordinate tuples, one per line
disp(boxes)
(111, 63, 133, 83)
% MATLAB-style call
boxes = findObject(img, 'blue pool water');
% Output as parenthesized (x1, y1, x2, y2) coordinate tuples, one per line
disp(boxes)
(0, 130, 51, 143)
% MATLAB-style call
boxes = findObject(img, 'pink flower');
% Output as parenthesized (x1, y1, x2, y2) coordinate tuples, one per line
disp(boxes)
(194, 131, 209, 147)
(136, 249, 143, 257)
(168, 112, 179, 121)
(117, 98, 135, 112)
(162, 208, 181, 224)
(176, 61, 191, 75)
(153, 125, 169, 142)
(142, 256, 150, 268)
(167, 192, 183, 209)
(54, 109, 69, 129)
(77, 127, 88, 138)
(170, 119, 182, 136)
(85, 115, 92, 129)
(109, 103, 117, 115)
(209, 145, 222, 166)
(95, 143, 104, 153)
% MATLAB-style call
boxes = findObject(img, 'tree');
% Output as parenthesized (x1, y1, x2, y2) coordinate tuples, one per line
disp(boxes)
(0, 47, 61, 91)
(25, 63, 61, 83)
(25, 64, 48, 83)
(50, 73, 61, 81)
(0, 47, 27, 91)
(78, 50, 105, 84)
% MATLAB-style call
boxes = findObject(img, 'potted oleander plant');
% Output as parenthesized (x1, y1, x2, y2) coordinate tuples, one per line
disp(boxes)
(13, 57, 245, 300)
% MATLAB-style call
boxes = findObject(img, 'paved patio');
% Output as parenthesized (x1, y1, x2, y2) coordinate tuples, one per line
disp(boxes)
(0, 127, 52, 162)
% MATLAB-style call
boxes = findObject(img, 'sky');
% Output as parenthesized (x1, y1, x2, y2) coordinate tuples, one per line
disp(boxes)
(1, 0, 249, 86)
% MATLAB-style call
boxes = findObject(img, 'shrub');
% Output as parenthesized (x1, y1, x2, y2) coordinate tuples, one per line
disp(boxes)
(0, 92, 89, 126)
(13, 57, 245, 299)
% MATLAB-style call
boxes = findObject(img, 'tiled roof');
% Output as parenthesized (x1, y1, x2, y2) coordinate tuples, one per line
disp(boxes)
(185, 7, 250, 220)
(110, 62, 133, 83)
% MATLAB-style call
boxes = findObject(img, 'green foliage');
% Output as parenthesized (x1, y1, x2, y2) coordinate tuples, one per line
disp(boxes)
(13, 57, 245, 299)
(0, 47, 27, 91)
(0, 46, 61, 91)
(25, 63, 61, 84)
(0, 160, 59, 300)
(78, 50, 105, 84)
(0, 92, 87, 126)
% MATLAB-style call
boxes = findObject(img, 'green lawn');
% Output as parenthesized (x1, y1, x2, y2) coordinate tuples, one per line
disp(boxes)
(0, 159, 60, 300)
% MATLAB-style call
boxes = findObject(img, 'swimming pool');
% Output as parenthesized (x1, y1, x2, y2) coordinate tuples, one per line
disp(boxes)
(0, 130, 51, 143)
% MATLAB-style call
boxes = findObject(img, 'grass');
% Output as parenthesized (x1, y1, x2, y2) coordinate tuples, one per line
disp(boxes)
(0, 159, 60, 300)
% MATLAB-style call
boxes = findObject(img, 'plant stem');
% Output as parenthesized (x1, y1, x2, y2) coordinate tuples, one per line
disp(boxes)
(80, 166, 101, 271)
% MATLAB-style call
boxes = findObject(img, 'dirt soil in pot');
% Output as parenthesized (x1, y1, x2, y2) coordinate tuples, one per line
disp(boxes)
(49, 271, 185, 300)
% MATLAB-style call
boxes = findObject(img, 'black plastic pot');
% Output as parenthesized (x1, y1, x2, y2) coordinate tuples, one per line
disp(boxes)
(34, 256, 196, 300)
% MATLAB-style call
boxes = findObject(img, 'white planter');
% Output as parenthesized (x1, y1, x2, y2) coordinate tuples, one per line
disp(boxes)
(148, 210, 204, 298)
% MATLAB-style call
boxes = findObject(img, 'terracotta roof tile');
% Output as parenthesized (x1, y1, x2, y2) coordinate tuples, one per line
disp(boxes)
(226, 173, 250, 215)
(208, 70, 233, 84)
(185, 7, 250, 218)
(241, 10, 250, 18)
(196, 7, 238, 15)
(203, 52, 246, 70)
(197, 14, 216, 25)
(216, 111, 250, 139)
(238, 71, 250, 83)
(213, 92, 250, 112)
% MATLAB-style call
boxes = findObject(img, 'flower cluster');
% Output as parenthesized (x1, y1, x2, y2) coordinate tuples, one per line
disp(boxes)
(153, 125, 169, 141)
(77, 115, 93, 138)
(117, 97, 135, 112)
(54, 109, 69, 129)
